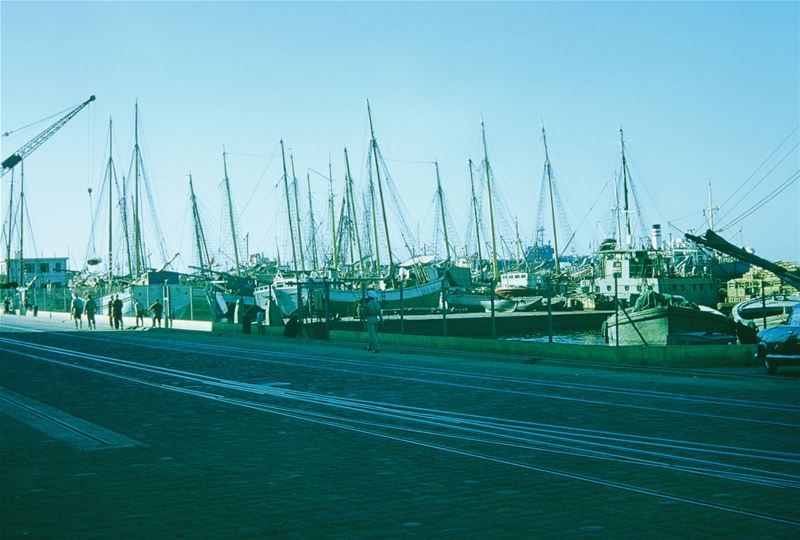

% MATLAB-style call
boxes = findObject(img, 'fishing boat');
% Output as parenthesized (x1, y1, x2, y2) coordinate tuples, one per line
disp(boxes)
(604, 290, 736, 346)
(731, 294, 800, 331)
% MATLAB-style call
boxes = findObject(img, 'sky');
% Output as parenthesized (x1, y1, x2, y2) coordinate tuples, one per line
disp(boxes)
(1, 0, 798, 275)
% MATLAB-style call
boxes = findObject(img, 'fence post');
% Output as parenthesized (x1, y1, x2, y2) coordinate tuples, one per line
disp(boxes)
(399, 283, 405, 335)
(547, 279, 553, 344)
(441, 281, 447, 337)
(490, 279, 496, 339)
(614, 273, 619, 347)
(324, 278, 330, 340)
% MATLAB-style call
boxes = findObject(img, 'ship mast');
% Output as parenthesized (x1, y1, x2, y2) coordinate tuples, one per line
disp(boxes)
(542, 123, 560, 274)
(222, 148, 241, 275)
(132, 102, 143, 279)
(328, 157, 337, 268)
(467, 158, 483, 273)
(5, 170, 14, 284)
(705, 181, 716, 231)
(367, 154, 381, 275)
(434, 161, 451, 262)
(367, 100, 393, 276)
(307, 173, 319, 270)
(619, 127, 633, 249)
(188, 174, 211, 273)
(106, 118, 114, 285)
(344, 148, 364, 275)
(18, 162, 24, 288)
(481, 118, 500, 282)
(290, 153, 305, 272)
(279, 140, 298, 272)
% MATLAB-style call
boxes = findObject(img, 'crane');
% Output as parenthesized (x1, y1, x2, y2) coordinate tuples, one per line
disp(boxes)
(1, 94, 96, 177)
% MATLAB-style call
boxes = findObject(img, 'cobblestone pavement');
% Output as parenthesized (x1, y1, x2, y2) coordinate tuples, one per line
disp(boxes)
(1, 314, 799, 539)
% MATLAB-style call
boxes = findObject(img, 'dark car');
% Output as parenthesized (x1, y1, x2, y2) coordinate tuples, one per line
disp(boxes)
(756, 303, 800, 374)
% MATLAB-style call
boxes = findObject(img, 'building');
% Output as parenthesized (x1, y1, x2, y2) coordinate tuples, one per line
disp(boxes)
(0, 257, 70, 287)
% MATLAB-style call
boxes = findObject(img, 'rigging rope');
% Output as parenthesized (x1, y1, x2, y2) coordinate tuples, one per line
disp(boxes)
(719, 169, 800, 232)
(716, 124, 799, 214)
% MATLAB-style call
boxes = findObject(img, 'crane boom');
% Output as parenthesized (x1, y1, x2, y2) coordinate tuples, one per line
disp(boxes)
(1, 95, 96, 177)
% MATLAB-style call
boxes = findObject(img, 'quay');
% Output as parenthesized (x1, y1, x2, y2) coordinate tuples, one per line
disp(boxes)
(329, 310, 612, 338)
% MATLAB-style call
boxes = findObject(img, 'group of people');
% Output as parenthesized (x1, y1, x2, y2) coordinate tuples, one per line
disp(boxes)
(70, 294, 165, 330)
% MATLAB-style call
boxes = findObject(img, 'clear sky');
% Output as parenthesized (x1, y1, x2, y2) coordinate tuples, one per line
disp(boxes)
(1, 1, 798, 274)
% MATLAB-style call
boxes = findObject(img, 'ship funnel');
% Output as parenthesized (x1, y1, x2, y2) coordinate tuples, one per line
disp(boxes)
(651, 224, 662, 250)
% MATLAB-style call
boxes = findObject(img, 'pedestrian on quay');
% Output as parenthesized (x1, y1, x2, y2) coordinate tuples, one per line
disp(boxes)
(70, 294, 84, 329)
(107, 297, 113, 327)
(112, 295, 124, 330)
(362, 290, 383, 353)
(85, 294, 97, 330)
(149, 298, 163, 328)
(134, 299, 145, 327)
(3, 297, 10, 314)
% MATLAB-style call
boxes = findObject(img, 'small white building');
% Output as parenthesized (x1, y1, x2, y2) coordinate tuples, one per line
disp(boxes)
(0, 257, 70, 287)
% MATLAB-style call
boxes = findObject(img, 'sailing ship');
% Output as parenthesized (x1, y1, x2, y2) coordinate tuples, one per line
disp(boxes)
(255, 102, 444, 318)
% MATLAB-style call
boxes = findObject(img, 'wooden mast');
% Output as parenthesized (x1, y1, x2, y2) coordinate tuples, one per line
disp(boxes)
(367, 150, 381, 275)
(307, 173, 319, 270)
(619, 127, 632, 249)
(328, 157, 337, 268)
(222, 148, 240, 274)
(468, 158, 483, 273)
(434, 161, 451, 262)
(18, 161, 24, 288)
(344, 148, 364, 275)
(367, 100, 393, 276)
(189, 174, 211, 273)
(481, 118, 500, 282)
(5, 170, 14, 284)
(106, 118, 113, 285)
(133, 101, 143, 279)
(279, 140, 298, 272)
(542, 123, 560, 274)
(290, 153, 305, 272)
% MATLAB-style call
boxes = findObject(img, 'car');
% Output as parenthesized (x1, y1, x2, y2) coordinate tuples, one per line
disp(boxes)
(755, 303, 800, 375)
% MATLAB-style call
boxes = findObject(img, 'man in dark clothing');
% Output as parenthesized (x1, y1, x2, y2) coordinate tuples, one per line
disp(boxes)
(85, 294, 97, 330)
(362, 291, 383, 353)
(149, 299, 164, 328)
(112, 295, 124, 330)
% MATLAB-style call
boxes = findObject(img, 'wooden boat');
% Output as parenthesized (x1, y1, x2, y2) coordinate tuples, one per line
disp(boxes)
(605, 304, 737, 346)
(731, 294, 800, 331)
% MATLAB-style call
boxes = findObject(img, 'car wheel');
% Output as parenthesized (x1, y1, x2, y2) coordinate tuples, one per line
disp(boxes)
(764, 356, 778, 375)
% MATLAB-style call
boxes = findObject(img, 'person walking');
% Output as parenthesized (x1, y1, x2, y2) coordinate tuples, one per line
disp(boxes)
(149, 298, 164, 328)
(134, 299, 145, 327)
(84, 294, 97, 330)
(363, 290, 383, 353)
(112, 295, 124, 330)
(107, 297, 114, 327)
(70, 294, 84, 329)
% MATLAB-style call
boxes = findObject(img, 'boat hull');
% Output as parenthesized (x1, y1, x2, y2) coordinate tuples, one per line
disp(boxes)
(605, 305, 736, 346)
